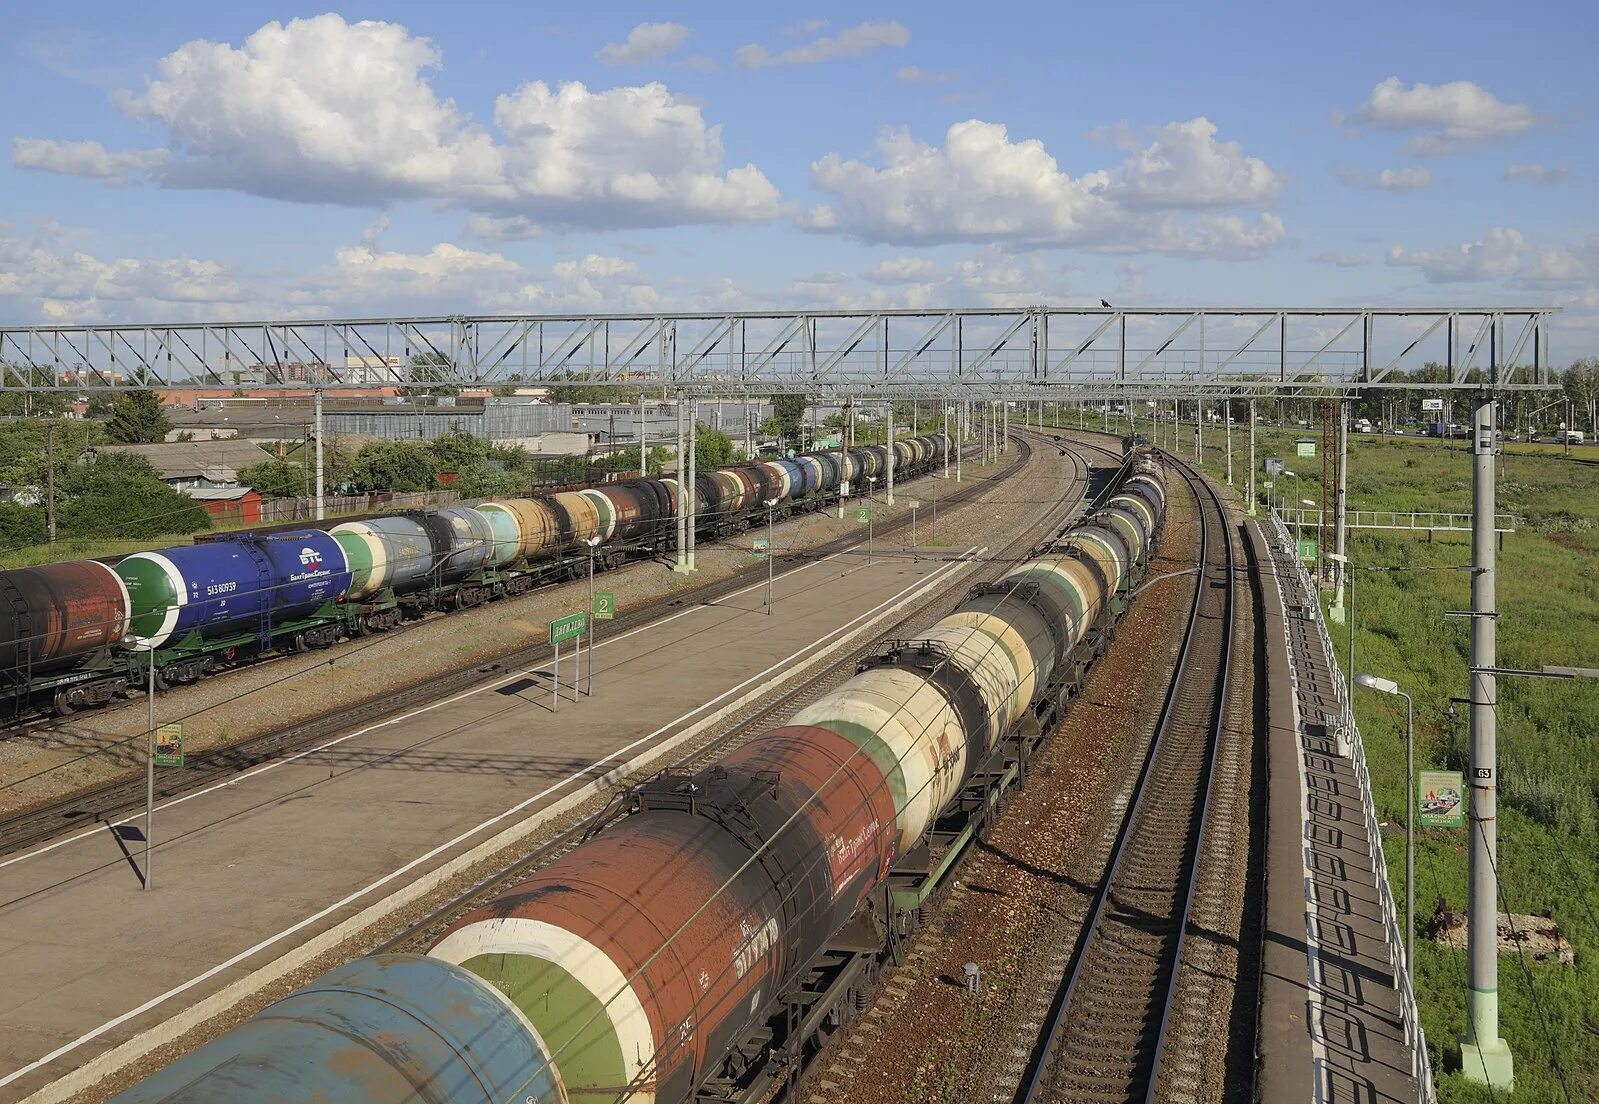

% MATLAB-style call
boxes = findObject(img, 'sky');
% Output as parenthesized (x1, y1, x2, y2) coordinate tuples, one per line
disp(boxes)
(2, 1, 1597, 360)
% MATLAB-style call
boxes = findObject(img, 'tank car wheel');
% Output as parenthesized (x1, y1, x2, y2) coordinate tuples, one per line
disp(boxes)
(51, 690, 76, 716)
(292, 634, 309, 653)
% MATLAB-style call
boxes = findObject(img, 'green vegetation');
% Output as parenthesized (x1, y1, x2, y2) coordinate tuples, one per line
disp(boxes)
(104, 387, 173, 443)
(1189, 418, 1596, 1102)
(1059, 400, 1598, 1099)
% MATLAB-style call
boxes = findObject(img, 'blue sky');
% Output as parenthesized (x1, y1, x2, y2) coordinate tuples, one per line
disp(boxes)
(2, 1, 1596, 358)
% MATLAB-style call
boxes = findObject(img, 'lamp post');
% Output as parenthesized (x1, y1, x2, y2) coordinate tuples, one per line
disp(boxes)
(583, 535, 601, 694)
(1354, 672, 1415, 979)
(124, 636, 156, 891)
(764, 498, 779, 615)
(866, 475, 877, 564)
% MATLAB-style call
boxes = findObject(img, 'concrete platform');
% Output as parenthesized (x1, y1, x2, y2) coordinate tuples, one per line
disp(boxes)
(0, 539, 991, 1102)
(1251, 517, 1423, 1103)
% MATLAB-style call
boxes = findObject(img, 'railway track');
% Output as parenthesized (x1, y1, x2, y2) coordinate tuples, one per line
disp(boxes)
(1016, 453, 1238, 1104)
(0, 450, 1013, 857)
(377, 431, 1110, 958)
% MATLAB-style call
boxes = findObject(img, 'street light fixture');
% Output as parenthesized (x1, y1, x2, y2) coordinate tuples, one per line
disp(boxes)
(1355, 671, 1416, 979)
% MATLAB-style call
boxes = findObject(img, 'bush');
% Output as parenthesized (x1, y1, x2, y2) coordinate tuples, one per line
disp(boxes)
(57, 453, 212, 540)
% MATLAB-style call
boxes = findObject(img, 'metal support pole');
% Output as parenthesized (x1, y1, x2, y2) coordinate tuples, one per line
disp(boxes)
(886, 404, 895, 505)
(1460, 392, 1513, 1088)
(766, 504, 774, 615)
(1247, 400, 1258, 515)
(313, 383, 325, 521)
(943, 404, 950, 479)
(586, 550, 595, 695)
(144, 652, 155, 890)
(1225, 404, 1234, 485)
(552, 640, 559, 712)
(1330, 400, 1350, 620)
(957, 402, 963, 483)
(686, 398, 697, 571)
(45, 424, 56, 542)
(674, 392, 687, 572)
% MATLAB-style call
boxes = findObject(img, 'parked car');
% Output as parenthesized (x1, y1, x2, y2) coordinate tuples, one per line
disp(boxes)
(1556, 429, 1586, 445)
(1354, 418, 1373, 433)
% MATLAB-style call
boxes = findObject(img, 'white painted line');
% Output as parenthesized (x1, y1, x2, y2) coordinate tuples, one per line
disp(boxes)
(1, 540, 856, 871)
(1, 546, 982, 1093)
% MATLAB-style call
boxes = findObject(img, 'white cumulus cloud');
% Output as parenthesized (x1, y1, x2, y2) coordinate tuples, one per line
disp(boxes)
(1387, 226, 1587, 285)
(736, 21, 908, 69)
(1347, 77, 1539, 155)
(808, 117, 1286, 257)
(1505, 163, 1570, 183)
(1115, 118, 1284, 208)
(598, 22, 690, 65)
(1336, 165, 1432, 190)
(865, 256, 942, 284)
(11, 138, 167, 183)
(22, 14, 777, 230)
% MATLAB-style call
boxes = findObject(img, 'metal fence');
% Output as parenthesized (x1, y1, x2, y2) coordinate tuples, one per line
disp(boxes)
(1270, 511, 1436, 1102)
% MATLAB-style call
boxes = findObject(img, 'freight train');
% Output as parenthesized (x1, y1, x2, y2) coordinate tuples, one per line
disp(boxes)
(0, 436, 949, 720)
(111, 448, 1166, 1104)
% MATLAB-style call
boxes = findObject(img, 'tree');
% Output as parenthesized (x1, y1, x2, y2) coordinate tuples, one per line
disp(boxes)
(399, 352, 460, 400)
(694, 427, 735, 470)
(427, 429, 491, 473)
(350, 440, 438, 493)
(239, 458, 307, 499)
(770, 395, 806, 443)
(0, 365, 70, 417)
(105, 389, 173, 443)
(56, 452, 211, 539)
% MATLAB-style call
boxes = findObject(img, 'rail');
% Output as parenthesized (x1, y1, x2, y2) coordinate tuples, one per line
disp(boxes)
(1267, 508, 1436, 1103)
(1017, 453, 1234, 1103)
(0, 449, 1011, 856)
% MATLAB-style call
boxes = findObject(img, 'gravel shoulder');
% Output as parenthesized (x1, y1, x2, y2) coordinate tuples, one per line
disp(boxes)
(0, 461, 1000, 815)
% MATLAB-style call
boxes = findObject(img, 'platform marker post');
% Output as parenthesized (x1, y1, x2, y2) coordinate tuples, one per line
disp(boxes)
(144, 649, 154, 889)
(552, 639, 559, 713)
(1247, 400, 1258, 515)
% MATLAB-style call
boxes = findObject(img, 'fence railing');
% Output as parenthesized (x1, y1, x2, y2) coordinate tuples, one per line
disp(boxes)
(1276, 507, 1516, 534)
(1270, 510, 1436, 1103)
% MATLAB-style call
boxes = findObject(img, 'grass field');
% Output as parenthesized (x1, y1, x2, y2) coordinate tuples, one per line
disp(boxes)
(1184, 415, 1598, 1102)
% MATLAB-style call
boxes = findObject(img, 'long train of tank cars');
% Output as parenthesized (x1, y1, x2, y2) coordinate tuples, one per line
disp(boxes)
(109, 450, 1167, 1104)
(0, 437, 949, 719)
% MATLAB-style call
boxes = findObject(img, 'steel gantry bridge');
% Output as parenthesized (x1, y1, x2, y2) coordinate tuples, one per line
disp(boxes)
(0, 305, 1557, 397)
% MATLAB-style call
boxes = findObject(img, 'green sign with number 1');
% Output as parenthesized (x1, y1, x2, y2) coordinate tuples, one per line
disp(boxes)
(593, 591, 614, 620)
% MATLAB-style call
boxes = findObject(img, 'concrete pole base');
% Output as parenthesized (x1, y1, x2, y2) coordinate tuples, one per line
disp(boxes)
(1327, 590, 1346, 625)
(1459, 1035, 1514, 1089)
(673, 557, 691, 574)
(686, 552, 697, 572)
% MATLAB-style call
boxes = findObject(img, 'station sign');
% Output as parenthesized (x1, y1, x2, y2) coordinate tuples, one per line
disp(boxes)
(1421, 398, 1445, 412)
(154, 723, 185, 768)
(593, 591, 615, 620)
(856, 506, 871, 524)
(1296, 439, 1317, 458)
(1297, 537, 1318, 562)
(549, 613, 587, 645)
(752, 537, 769, 560)
(907, 499, 920, 510)
(1417, 770, 1466, 828)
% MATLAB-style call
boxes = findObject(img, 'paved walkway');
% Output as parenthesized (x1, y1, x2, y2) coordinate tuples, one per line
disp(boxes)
(0, 539, 989, 1102)
(1251, 517, 1422, 1104)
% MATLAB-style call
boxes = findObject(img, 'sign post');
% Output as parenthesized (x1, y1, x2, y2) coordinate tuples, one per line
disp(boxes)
(908, 499, 919, 559)
(154, 723, 185, 768)
(1417, 769, 1466, 829)
(549, 614, 587, 710)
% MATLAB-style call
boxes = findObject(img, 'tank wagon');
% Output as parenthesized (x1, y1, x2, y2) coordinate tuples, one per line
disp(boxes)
(111, 455, 1166, 1104)
(0, 438, 948, 719)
